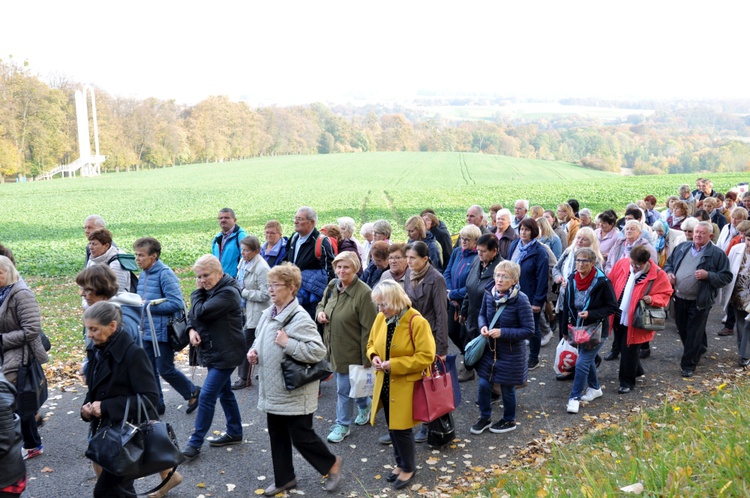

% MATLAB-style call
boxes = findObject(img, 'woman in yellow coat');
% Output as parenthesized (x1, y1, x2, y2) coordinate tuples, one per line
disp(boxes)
(367, 280, 436, 491)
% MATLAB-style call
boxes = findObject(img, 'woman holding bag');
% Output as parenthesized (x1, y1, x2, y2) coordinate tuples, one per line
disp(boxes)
(367, 280, 436, 490)
(562, 248, 618, 414)
(608, 246, 673, 393)
(470, 261, 534, 435)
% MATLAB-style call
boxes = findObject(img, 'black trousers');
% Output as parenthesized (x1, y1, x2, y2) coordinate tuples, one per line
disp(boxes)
(447, 301, 465, 354)
(614, 322, 645, 388)
(381, 393, 416, 473)
(674, 297, 710, 371)
(266, 412, 336, 487)
(93, 470, 135, 498)
(235, 328, 256, 382)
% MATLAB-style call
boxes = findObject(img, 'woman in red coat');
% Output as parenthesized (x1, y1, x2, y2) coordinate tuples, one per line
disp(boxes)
(607, 246, 673, 393)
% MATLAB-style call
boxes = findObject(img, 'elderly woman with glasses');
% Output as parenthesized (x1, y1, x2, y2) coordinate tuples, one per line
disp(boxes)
(470, 261, 534, 435)
(380, 244, 408, 287)
(563, 248, 618, 414)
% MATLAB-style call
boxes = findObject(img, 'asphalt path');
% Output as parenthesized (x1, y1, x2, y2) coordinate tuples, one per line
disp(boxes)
(23, 306, 744, 498)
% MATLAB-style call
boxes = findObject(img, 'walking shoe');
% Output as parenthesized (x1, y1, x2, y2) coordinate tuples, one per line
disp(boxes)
(580, 387, 603, 402)
(458, 368, 476, 382)
(414, 425, 428, 443)
(147, 471, 183, 498)
(327, 424, 351, 443)
(378, 433, 392, 445)
(181, 445, 200, 462)
(22, 445, 43, 460)
(324, 456, 343, 492)
(264, 479, 297, 496)
(489, 419, 516, 434)
(718, 328, 734, 336)
(186, 386, 200, 414)
(639, 348, 651, 359)
(540, 331, 554, 347)
(208, 432, 242, 447)
(566, 398, 580, 414)
(603, 351, 619, 361)
(681, 369, 695, 378)
(231, 379, 249, 390)
(354, 401, 371, 426)
(528, 359, 540, 371)
(470, 417, 492, 434)
(740, 358, 750, 367)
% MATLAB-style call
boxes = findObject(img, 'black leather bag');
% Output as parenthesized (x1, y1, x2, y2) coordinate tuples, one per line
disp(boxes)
(167, 308, 190, 352)
(16, 347, 48, 420)
(427, 412, 455, 448)
(280, 356, 332, 391)
(86, 395, 186, 480)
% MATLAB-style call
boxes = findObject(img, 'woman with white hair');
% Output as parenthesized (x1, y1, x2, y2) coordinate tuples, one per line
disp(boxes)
(579, 209, 594, 229)
(360, 222, 375, 267)
(338, 217, 363, 270)
(604, 220, 658, 275)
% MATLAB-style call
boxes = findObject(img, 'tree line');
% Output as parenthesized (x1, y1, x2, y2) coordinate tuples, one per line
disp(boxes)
(1, 57, 749, 180)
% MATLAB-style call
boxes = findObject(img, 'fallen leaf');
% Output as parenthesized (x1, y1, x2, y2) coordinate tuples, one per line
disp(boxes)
(196, 482, 206, 488)
(226, 483, 236, 491)
(41, 466, 54, 473)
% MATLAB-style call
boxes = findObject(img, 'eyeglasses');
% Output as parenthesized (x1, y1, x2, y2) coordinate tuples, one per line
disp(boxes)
(268, 283, 286, 289)
(574, 259, 592, 264)
(494, 274, 513, 281)
(460, 237, 473, 243)
(388, 256, 404, 261)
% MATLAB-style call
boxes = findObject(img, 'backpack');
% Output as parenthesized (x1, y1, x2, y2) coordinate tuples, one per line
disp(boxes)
(107, 254, 139, 293)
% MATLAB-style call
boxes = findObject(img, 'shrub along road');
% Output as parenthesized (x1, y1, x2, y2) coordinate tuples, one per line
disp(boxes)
(23, 306, 746, 497)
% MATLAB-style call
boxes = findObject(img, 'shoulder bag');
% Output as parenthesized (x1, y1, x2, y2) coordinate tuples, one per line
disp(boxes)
(632, 278, 667, 331)
(167, 305, 190, 352)
(567, 317, 602, 349)
(15, 344, 48, 420)
(464, 304, 506, 369)
(278, 310, 332, 390)
(413, 356, 456, 422)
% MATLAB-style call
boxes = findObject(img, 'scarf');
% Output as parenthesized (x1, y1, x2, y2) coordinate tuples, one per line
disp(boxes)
(512, 239, 536, 263)
(654, 220, 669, 253)
(619, 266, 646, 326)
(409, 262, 430, 286)
(0, 284, 13, 309)
(389, 267, 407, 282)
(492, 283, 520, 307)
(574, 268, 596, 291)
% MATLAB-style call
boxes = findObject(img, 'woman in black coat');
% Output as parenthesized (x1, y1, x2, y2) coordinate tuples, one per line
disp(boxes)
(0, 348, 25, 498)
(182, 255, 245, 461)
(81, 301, 161, 498)
(460, 234, 502, 343)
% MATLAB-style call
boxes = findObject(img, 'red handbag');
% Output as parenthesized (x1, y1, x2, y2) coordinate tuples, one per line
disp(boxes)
(412, 357, 456, 422)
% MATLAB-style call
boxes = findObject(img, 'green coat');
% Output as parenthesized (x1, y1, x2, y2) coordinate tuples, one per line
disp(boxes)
(317, 277, 377, 374)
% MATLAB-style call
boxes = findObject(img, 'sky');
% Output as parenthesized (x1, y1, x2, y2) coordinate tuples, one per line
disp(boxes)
(2, 1, 748, 106)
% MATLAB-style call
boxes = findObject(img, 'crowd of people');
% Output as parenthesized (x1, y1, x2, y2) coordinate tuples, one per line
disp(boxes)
(1, 176, 749, 496)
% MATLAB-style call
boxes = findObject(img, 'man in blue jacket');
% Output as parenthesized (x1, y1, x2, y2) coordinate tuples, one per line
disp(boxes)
(211, 208, 247, 278)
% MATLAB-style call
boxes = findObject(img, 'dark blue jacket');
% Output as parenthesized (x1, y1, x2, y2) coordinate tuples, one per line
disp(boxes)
(362, 261, 386, 288)
(212, 225, 247, 278)
(443, 247, 478, 302)
(507, 239, 549, 308)
(476, 283, 535, 386)
(136, 260, 185, 343)
(261, 237, 288, 268)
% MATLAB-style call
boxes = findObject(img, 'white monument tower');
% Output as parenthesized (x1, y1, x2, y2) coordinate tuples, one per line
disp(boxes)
(75, 85, 105, 176)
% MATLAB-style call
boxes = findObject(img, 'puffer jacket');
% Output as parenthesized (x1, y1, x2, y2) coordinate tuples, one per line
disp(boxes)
(137, 260, 184, 343)
(187, 274, 245, 369)
(253, 299, 327, 415)
(443, 246, 478, 302)
(476, 283, 535, 386)
(0, 279, 48, 377)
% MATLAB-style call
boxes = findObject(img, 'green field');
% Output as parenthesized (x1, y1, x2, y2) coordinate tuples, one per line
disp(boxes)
(1, 151, 748, 277)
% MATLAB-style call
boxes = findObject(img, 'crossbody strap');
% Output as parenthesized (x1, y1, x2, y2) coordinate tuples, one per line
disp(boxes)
(489, 304, 506, 330)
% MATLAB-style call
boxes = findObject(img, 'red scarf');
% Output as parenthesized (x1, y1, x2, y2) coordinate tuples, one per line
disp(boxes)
(574, 269, 596, 291)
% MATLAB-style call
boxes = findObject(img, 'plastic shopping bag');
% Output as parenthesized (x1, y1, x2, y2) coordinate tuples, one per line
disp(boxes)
(348, 365, 375, 398)
(553, 337, 578, 375)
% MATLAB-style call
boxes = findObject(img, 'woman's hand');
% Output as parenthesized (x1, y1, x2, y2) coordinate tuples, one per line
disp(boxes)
(195, 278, 204, 290)
(554, 275, 564, 285)
(189, 328, 201, 346)
(480, 326, 489, 336)
(578, 311, 589, 319)
(486, 328, 501, 338)
(380, 360, 391, 372)
(247, 348, 258, 365)
(642, 295, 652, 305)
(317, 311, 329, 324)
(81, 401, 101, 420)
(372, 355, 389, 372)
(275, 328, 289, 348)
(458, 315, 466, 325)
(531, 305, 541, 313)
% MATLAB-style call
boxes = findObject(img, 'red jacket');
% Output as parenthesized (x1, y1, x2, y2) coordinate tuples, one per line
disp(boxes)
(607, 258, 673, 345)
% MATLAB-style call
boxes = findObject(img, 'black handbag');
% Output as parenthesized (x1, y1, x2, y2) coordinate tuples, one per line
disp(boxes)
(280, 356, 332, 390)
(427, 411, 455, 448)
(86, 394, 186, 481)
(632, 279, 667, 331)
(16, 345, 48, 420)
(167, 307, 190, 352)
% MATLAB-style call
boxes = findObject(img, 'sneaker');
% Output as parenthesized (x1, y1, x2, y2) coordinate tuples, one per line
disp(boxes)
(566, 398, 580, 414)
(327, 424, 351, 443)
(540, 331, 554, 347)
(470, 417, 492, 435)
(580, 387, 603, 402)
(354, 401, 371, 426)
(528, 359, 540, 371)
(414, 425, 428, 443)
(22, 445, 43, 460)
(489, 419, 516, 434)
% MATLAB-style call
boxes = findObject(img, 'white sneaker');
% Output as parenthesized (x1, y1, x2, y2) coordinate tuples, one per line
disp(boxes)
(580, 388, 603, 402)
(540, 331, 554, 347)
(566, 398, 580, 414)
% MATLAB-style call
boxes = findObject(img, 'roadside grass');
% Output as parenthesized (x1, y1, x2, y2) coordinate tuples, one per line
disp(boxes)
(468, 378, 750, 497)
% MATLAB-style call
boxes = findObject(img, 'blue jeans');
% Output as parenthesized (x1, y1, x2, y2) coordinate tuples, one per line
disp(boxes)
(335, 372, 370, 426)
(528, 311, 542, 363)
(570, 340, 606, 400)
(143, 341, 197, 408)
(188, 367, 242, 449)
(477, 376, 516, 421)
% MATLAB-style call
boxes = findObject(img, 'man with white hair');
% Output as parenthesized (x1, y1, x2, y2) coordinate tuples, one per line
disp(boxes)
(511, 200, 529, 231)
(664, 221, 732, 377)
(84, 214, 109, 267)
(455, 205, 490, 248)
